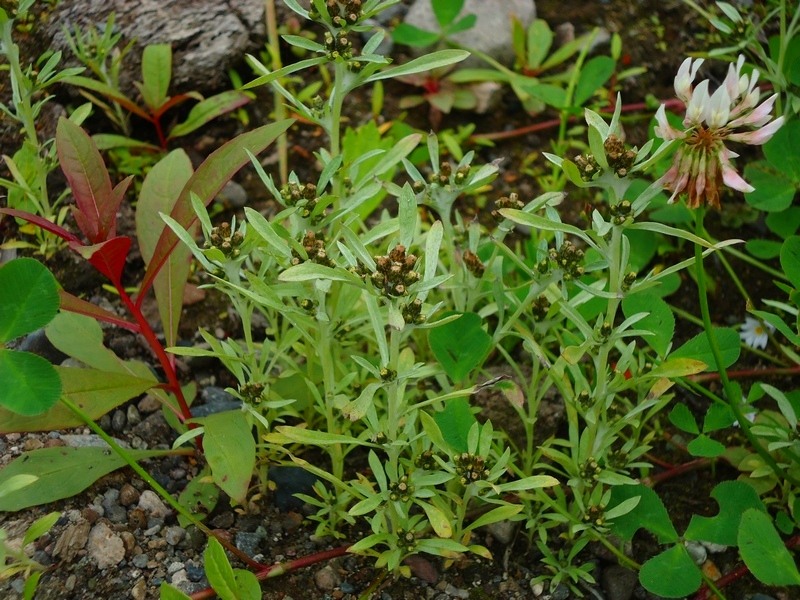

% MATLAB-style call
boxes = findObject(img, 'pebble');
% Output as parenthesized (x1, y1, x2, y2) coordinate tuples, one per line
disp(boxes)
(53, 521, 91, 561)
(235, 530, 264, 556)
(112, 409, 127, 431)
(165, 526, 186, 546)
(131, 578, 147, 600)
(486, 520, 516, 545)
(119, 484, 140, 507)
(137, 394, 162, 413)
(216, 180, 248, 208)
(127, 404, 142, 426)
(685, 540, 708, 565)
(65, 574, 77, 592)
(87, 521, 126, 569)
(444, 584, 469, 598)
(167, 561, 185, 575)
(171, 569, 189, 586)
(138, 490, 171, 518)
(186, 560, 205, 582)
(314, 565, 341, 591)
(132, 553, 149, 568)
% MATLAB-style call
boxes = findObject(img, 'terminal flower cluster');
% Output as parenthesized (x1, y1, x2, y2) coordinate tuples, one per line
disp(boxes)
(655, 55, 784, 209)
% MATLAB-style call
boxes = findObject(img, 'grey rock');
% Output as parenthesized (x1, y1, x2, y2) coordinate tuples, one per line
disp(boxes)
(167, 561, 185, 575)
(132, 553, 149, 568)
(602, 565, 638, 600)
(551, 584, 570, 600)
(137, 490, 171, 518)
(234, 531, 264, 556)
(47, 0, 266, 94)
(186, 560, 205, 582)
(193, 386, 242, 417)
(61, 434, 130, 449)
(111, 408, 127, 432)
(126, 404, 142, 426)
(486, 519, 516, 545)
(314, 565, 341, 591)
(87, 521, 126, 569)
(216, 181, 248, 208)
(105, 505, 128, 524)
(17, 328, 68, 364)
(403, 0, 536, 67)
(165, 526, 186, 546)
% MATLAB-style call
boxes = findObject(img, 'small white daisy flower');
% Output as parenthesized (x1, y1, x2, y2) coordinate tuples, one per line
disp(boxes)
(739, 316, 775, 349)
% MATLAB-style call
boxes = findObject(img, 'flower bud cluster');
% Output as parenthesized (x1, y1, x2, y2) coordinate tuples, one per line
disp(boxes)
(548, 240, 585, 280)
(205, 222, 244, 258)
(609, 200, 632, 225)
(370, 245, 419, 297)
(310, 0, 364, 26)
(603, 134, 637, 177)
(415, 450, 439, 471)
(292, 231, 335, 267)
(323, 30, 353, 61)
(454, 452, 491, 486)
(579, 457, 601, 483)
(491, 192, 524, 220)
(463, 250, 484, 277)
(531, 294, 551, 322)
(239, 382, 266, 405)
(583, 503, 606, 527)
(574, 153, 600, 181)
(401, 298, 426, 325)
(428, 161, 470, 187)
(281, 181, 318, 218)
(388, 475, 414, 502)
(396, 528, 417, 552)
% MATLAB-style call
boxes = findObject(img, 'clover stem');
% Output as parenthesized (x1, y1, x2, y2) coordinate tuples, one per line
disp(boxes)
(693, 209, 796, 486)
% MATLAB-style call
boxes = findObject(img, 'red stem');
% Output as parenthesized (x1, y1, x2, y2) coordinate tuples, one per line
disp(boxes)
(471, 98, 686, 142)
(689, 365, 800, 383)
(117, 287, 193, 424)
(188, 545, 351, 600)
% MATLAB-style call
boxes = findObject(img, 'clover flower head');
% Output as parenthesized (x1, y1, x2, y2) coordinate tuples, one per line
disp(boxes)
(739, 316, 775, 350)
(655, 55, 785, 209)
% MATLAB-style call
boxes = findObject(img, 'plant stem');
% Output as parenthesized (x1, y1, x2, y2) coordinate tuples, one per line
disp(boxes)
(265, 0, 288, 185)
(693, 210, 796, 486)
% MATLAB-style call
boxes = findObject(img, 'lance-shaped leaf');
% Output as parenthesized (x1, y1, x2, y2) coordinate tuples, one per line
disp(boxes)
(199, 410, 255, 505)
(138, 44, 172, 111)
(138, 119, 294, 301)
(168, 91, 251, 140)
(57, 117, 117, 243)
(58, 290, 138, 332)
(137, 150, 194, 346)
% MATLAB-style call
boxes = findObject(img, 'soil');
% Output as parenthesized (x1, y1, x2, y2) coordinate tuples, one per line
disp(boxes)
(1, 1, 794, 600)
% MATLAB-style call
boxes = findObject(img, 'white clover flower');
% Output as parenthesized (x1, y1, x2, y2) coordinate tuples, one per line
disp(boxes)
(655, 55, 785, 209)
(739, 316, 775, 350)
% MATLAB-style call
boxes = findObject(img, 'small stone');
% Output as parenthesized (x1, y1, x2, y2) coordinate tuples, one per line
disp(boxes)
(217, 180, 248, 208)
(171, 569, 189, 586)
(119, 484, 140, 507)
(120, 531, 137, 554)
(165, 526, 186, 546)
(131, 578, 147, 600)
(112, 409, 127, 431)
(65, 574, 77, 591)
(685, 540, 708, 565)
(137, 394, 162, 413)
(127, 404, 142, 426)
(444, 584, 469, 599)
(167, 561, 185, 575)
(87, 521, 126, 569)
(551, 584, 570, 600)
(23, 438, 44, 451)
(138, 490, 171, 518)
(186, 560, 205, 582)
(235, 531, 263, 556)
(53, 521, 91, 561)
(314, 565, 341, 591)
(210, 512, 235, 529)
(486, 520, 516, 545)
(132, 553, 149, 568)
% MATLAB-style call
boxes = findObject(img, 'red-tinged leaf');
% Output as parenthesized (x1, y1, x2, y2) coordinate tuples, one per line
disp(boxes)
(0, 208, 81, 244)
(168, 91, 251, 140)
(58, 289, 139, 332)
(57, 118, 114, 243)
(138, 119, 294, 301)
(70, 237, 131, 286)
(150, 92, 200, 120)
(137, 150, 194, 346)
(62, 75, 152, 120)
(107, 176, 134, 239)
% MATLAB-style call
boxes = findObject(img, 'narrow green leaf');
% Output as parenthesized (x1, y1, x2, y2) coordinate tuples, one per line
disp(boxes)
(200, 410, 255, 505)
(738, 508, 800, 585)
(278, 262, 363, 285)
(419, 500, 453, 538)
(204, 537, 239, 600)
(160, 583, 193, 600)
(168, 91, 250, 139)
(365, 50, 469, 83)
(781, 236, 800, 290)
(0, 258, 59, 342)
(22, 512, 60, 546)
(465, 504, 522, 533)
(140, 44, 172, 110)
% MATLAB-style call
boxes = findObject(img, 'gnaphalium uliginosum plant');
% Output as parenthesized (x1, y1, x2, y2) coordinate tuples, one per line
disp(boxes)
(166, 0, 558, 570)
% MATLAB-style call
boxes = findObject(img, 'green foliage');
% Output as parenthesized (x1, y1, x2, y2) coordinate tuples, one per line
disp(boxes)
(428, 312, 493, 382)
(203, 537, 261, 600)
(670, 327, 741, 371)
(0, 259, 61, 416)
(392, 0, 476, 48)
(0, 511, 60, 596)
